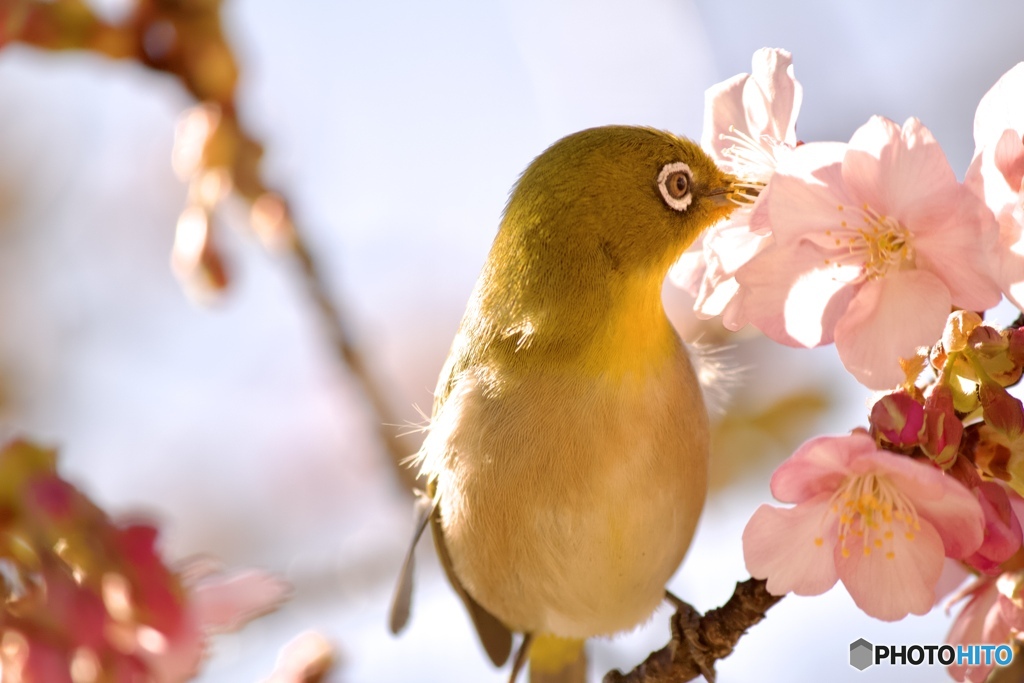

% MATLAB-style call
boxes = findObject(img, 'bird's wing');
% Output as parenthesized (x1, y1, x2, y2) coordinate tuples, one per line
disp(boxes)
(388, 489, 436, 634)
(387, 473, 512, 667)
(428, 487, 514, 667)
(404, 323, 513, 665)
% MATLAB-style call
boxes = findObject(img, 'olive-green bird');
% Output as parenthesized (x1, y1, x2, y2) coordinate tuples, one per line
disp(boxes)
(390, 125, 738, 682)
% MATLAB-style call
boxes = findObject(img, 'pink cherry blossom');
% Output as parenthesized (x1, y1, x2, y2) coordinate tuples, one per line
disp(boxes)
(670, 47, 800, 321)
(729, 116, 1002, 389)
(180, 557, 292, 634)
(0, 439, 291, 683)
(965, 63, 1024, 308)
(701, 47, 802, 183)
(946, 575, 1024, 682)
(743, 431, 985, 621)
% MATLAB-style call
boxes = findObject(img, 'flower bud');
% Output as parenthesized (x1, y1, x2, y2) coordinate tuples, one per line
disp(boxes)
(970, 325, 1022, 386)
(973, 424, 1013, 482)
(981, 382, 1024, 441)
(965, 482, 1023, 575)
(970, 324, 1008, 354)
(1008, 327, 1024, 367)
(922, 385, 963, 469)
(870, 391, 924, 448)
(943, 310, 984, 354)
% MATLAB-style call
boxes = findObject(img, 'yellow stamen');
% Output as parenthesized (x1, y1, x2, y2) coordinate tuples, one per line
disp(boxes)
(819, 471, 923, 566)
(807, 204, 915, 281)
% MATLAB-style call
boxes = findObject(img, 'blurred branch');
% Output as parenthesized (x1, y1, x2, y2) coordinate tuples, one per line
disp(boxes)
(1, 0, 419, 491)
(604, 579, 783, 683)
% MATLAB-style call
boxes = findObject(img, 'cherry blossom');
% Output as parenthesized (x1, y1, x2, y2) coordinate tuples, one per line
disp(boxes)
(729, 117, 1002, 389)
(743, 432, 984, 620)
(701, 47, 802, 184)
(965, 63, 1024, 308)
(946, 574, 1024, 682)
(670, 47, 801, 322)
(0, 439, 290, 683)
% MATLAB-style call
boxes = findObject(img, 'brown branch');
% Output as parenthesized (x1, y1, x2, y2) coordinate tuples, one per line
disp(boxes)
(3, 0, 419, 491)
(604, 579, 783, 683)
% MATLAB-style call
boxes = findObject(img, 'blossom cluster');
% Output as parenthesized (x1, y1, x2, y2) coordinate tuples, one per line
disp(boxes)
(681, 49, 1024, 682)
(0, 439, 291, 682)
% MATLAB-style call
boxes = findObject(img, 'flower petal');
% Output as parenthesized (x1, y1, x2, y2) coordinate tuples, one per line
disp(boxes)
(974, 62, 1024, 152)
(837, 516, 944, 621)
(853, 450, 985, 559)
(947, 579, 1002, 683)
(702, 72, 750, 160)
(746, 47, 802, 145)
(760, 142, 852, 247)
(732, 240, 857, 346)
(691, 224, 772, 319)
(843, 117, 959, 226)
(967, 136, 1022, 215)
(965, 481, 1023, 573)
(995, 128, 1024, 194)
(743, 495, 839, 597)
(701, 47, 803, 162)
(912, 186, 1002, 311)
(770, 432, 871, 503)
(191, 569, 292, 634)
(783, 262, 861, 348)
(833, 270, 951, 390)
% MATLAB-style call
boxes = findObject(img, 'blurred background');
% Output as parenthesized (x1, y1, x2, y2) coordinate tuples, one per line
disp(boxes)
(1, 0, 1022, 680)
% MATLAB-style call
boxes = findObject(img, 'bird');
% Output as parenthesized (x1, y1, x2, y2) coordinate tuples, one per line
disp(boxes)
(390, 125, 738, 682)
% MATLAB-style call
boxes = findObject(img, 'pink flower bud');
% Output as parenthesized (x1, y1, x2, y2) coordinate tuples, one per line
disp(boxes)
(870, 391, 925, 448)
(969, 325, 1022, 387)
(1008, 328, 1024, 367)
(969, 325, 1008, 354)
(922, 385, 963, 469)
(980, 382, 1024, 440)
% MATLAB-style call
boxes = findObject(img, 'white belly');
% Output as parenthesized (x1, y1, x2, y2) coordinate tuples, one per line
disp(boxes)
(422, 348, 709, 637)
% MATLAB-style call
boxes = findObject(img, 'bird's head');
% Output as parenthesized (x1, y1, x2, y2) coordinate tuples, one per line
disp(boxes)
(499, 125, 738, 278)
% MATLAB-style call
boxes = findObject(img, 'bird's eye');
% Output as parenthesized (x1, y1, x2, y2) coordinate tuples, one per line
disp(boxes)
(658, 162, 693, 211)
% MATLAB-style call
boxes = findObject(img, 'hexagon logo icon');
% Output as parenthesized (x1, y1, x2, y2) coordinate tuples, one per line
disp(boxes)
(850, 638, 874, 670)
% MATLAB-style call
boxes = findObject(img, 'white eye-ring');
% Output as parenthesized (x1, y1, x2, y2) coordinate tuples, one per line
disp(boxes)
(658, 161, 693, 211)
